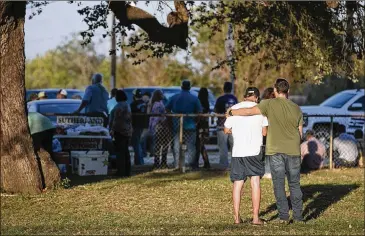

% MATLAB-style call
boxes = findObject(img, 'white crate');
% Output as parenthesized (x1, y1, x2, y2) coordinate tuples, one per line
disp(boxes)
(71, 151, 109, 176)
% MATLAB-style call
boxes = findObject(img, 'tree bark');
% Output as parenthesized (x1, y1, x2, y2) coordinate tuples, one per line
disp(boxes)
(345, 1, 356, 89)
(109, 1, 189, 49)
(0, 1, 60, 194)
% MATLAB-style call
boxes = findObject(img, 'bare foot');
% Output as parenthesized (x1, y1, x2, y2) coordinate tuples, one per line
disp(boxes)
(234, 218, 244, 224)
(251, 219, 266, 225)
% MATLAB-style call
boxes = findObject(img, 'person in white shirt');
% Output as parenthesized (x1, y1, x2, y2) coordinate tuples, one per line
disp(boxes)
(333, 125, 359, 167)
(107, 88, 118, 115)
(224, 87, 268, 225)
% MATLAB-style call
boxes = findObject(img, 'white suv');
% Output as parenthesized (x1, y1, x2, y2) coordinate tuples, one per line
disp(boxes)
(300, 89, 364, 136)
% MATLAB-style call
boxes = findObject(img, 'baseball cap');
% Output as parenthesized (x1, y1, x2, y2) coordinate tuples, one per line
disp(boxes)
(58, 89, 68, 96)
(38, 91, 47, 99)
(133, 89, 143, 98)
(244, 87, 260, 98)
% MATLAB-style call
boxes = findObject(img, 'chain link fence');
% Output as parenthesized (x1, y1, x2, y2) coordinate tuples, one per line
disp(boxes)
(132, 114, 364, 172)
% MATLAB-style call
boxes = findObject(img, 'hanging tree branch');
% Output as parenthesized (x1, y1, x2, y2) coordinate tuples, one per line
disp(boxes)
(108, 0, 189, 49)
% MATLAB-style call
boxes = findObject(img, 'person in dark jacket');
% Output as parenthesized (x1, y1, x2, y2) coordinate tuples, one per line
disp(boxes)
(195, 88, 211, 169)
(130, 89, 146, 165)
(109, 90, 133, 177)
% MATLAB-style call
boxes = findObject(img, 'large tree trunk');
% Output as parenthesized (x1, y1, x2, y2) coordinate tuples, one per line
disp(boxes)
(0, 1, 60, 194)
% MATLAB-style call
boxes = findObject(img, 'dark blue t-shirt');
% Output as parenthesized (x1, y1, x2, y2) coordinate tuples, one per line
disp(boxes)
(166, 90, 202, 130)
(214, 94, 238, 128)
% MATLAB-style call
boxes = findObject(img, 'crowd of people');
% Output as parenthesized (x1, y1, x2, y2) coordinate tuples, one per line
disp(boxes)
(26, 73, 364, 179)
(25, 72, 364, 224)
(28, 89, 82, 101)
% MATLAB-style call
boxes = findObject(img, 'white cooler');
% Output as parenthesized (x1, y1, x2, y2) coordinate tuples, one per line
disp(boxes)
(71, 151, 109, 176)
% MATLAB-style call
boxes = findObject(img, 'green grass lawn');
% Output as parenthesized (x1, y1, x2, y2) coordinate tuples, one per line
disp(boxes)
(1, 168, 364, 235)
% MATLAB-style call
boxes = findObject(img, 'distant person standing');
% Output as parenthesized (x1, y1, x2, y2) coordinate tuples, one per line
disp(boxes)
(261, 87, 275, 179)
(37, 91, 48, 100)
(107, 88, 118, 115)
(142, 91, 151, 103)
(130, 89, 146, 165)
(333, 125, 359, 167)
(56, 89, 68, 99)
(74, 73, 109, 126)
(354, 130, 364, 168)
(262, 88, 275, 100)
(166, 80, 202, 169)
(109, 90, 133, 177)
(149, 90, 169, 168)
(214, 82, 238, 168)
(195, 88, 211, 169)
(227, 78, 304, 223)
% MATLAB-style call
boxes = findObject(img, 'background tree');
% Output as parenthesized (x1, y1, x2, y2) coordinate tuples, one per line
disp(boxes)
(26, 34, 104, 89)
(0, 0, 192, 194)
(1, 0, 364, 193)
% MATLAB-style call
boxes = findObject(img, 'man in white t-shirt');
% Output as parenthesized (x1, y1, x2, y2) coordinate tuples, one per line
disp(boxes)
(224, 87, 268, 225)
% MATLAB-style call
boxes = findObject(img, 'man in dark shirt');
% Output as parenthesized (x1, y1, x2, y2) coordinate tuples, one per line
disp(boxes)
(130, 89, 146, 165)
(214, 82, 238, 168)
(166, 80, 202, 169)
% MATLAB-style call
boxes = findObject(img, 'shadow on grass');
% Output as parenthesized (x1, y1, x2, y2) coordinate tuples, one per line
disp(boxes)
(260, 184, 360, 222)
(65, 164, 228, 188)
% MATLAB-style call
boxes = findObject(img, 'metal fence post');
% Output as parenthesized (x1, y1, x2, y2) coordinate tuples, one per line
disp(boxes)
(179, 115, 185, 173)
(329, 116, 334, 170)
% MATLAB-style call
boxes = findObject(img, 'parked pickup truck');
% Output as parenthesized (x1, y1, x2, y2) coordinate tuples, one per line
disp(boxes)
(300, 89, 364, 137)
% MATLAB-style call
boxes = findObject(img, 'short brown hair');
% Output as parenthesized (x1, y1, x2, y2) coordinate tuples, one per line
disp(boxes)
(274, 78, 290, 94)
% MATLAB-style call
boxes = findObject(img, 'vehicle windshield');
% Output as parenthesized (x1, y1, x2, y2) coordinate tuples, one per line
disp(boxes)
(26, 90, 84, 101)
(321, 92, 356, 109)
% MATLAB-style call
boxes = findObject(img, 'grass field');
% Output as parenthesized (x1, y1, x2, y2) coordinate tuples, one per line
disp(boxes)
(1, 168, 364, 235)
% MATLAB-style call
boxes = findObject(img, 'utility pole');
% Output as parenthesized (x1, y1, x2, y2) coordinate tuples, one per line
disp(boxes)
(225, 23, 235, 95)
(110, 12, 116, 90)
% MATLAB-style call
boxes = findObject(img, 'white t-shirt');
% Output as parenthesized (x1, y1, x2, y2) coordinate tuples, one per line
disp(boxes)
(224, 101, 268, 157)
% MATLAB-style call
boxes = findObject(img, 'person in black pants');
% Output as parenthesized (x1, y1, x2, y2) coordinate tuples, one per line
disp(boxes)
(109, 90, 133, 177)
(195, 88, 211, 169)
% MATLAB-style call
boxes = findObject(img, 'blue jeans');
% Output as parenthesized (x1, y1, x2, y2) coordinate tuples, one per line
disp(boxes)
(217, 130, 233, 167)
(173, 130, 197, 169)
(269, 153, 303, 221)
(131, 128, 144, 165)
(140, 128, 152, 157)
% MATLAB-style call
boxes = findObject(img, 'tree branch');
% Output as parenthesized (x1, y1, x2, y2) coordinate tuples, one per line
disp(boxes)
(108, 1, 188, 49)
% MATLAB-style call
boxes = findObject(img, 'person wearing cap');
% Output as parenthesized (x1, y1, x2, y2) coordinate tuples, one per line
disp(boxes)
(74, 73, 109, 126)
(166, 80, 202, 169)
(224, 87, 268, 225)
(214, 81, 238, 169)
(226, 78, 304, 224)
(38, 91, 48, 100)
(130, 89, 147, 165)
(57, 89, 68, 99)
(300, 130, 326, 172)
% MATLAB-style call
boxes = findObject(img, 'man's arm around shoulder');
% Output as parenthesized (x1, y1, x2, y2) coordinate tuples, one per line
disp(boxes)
(229, 106, 261, 117)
